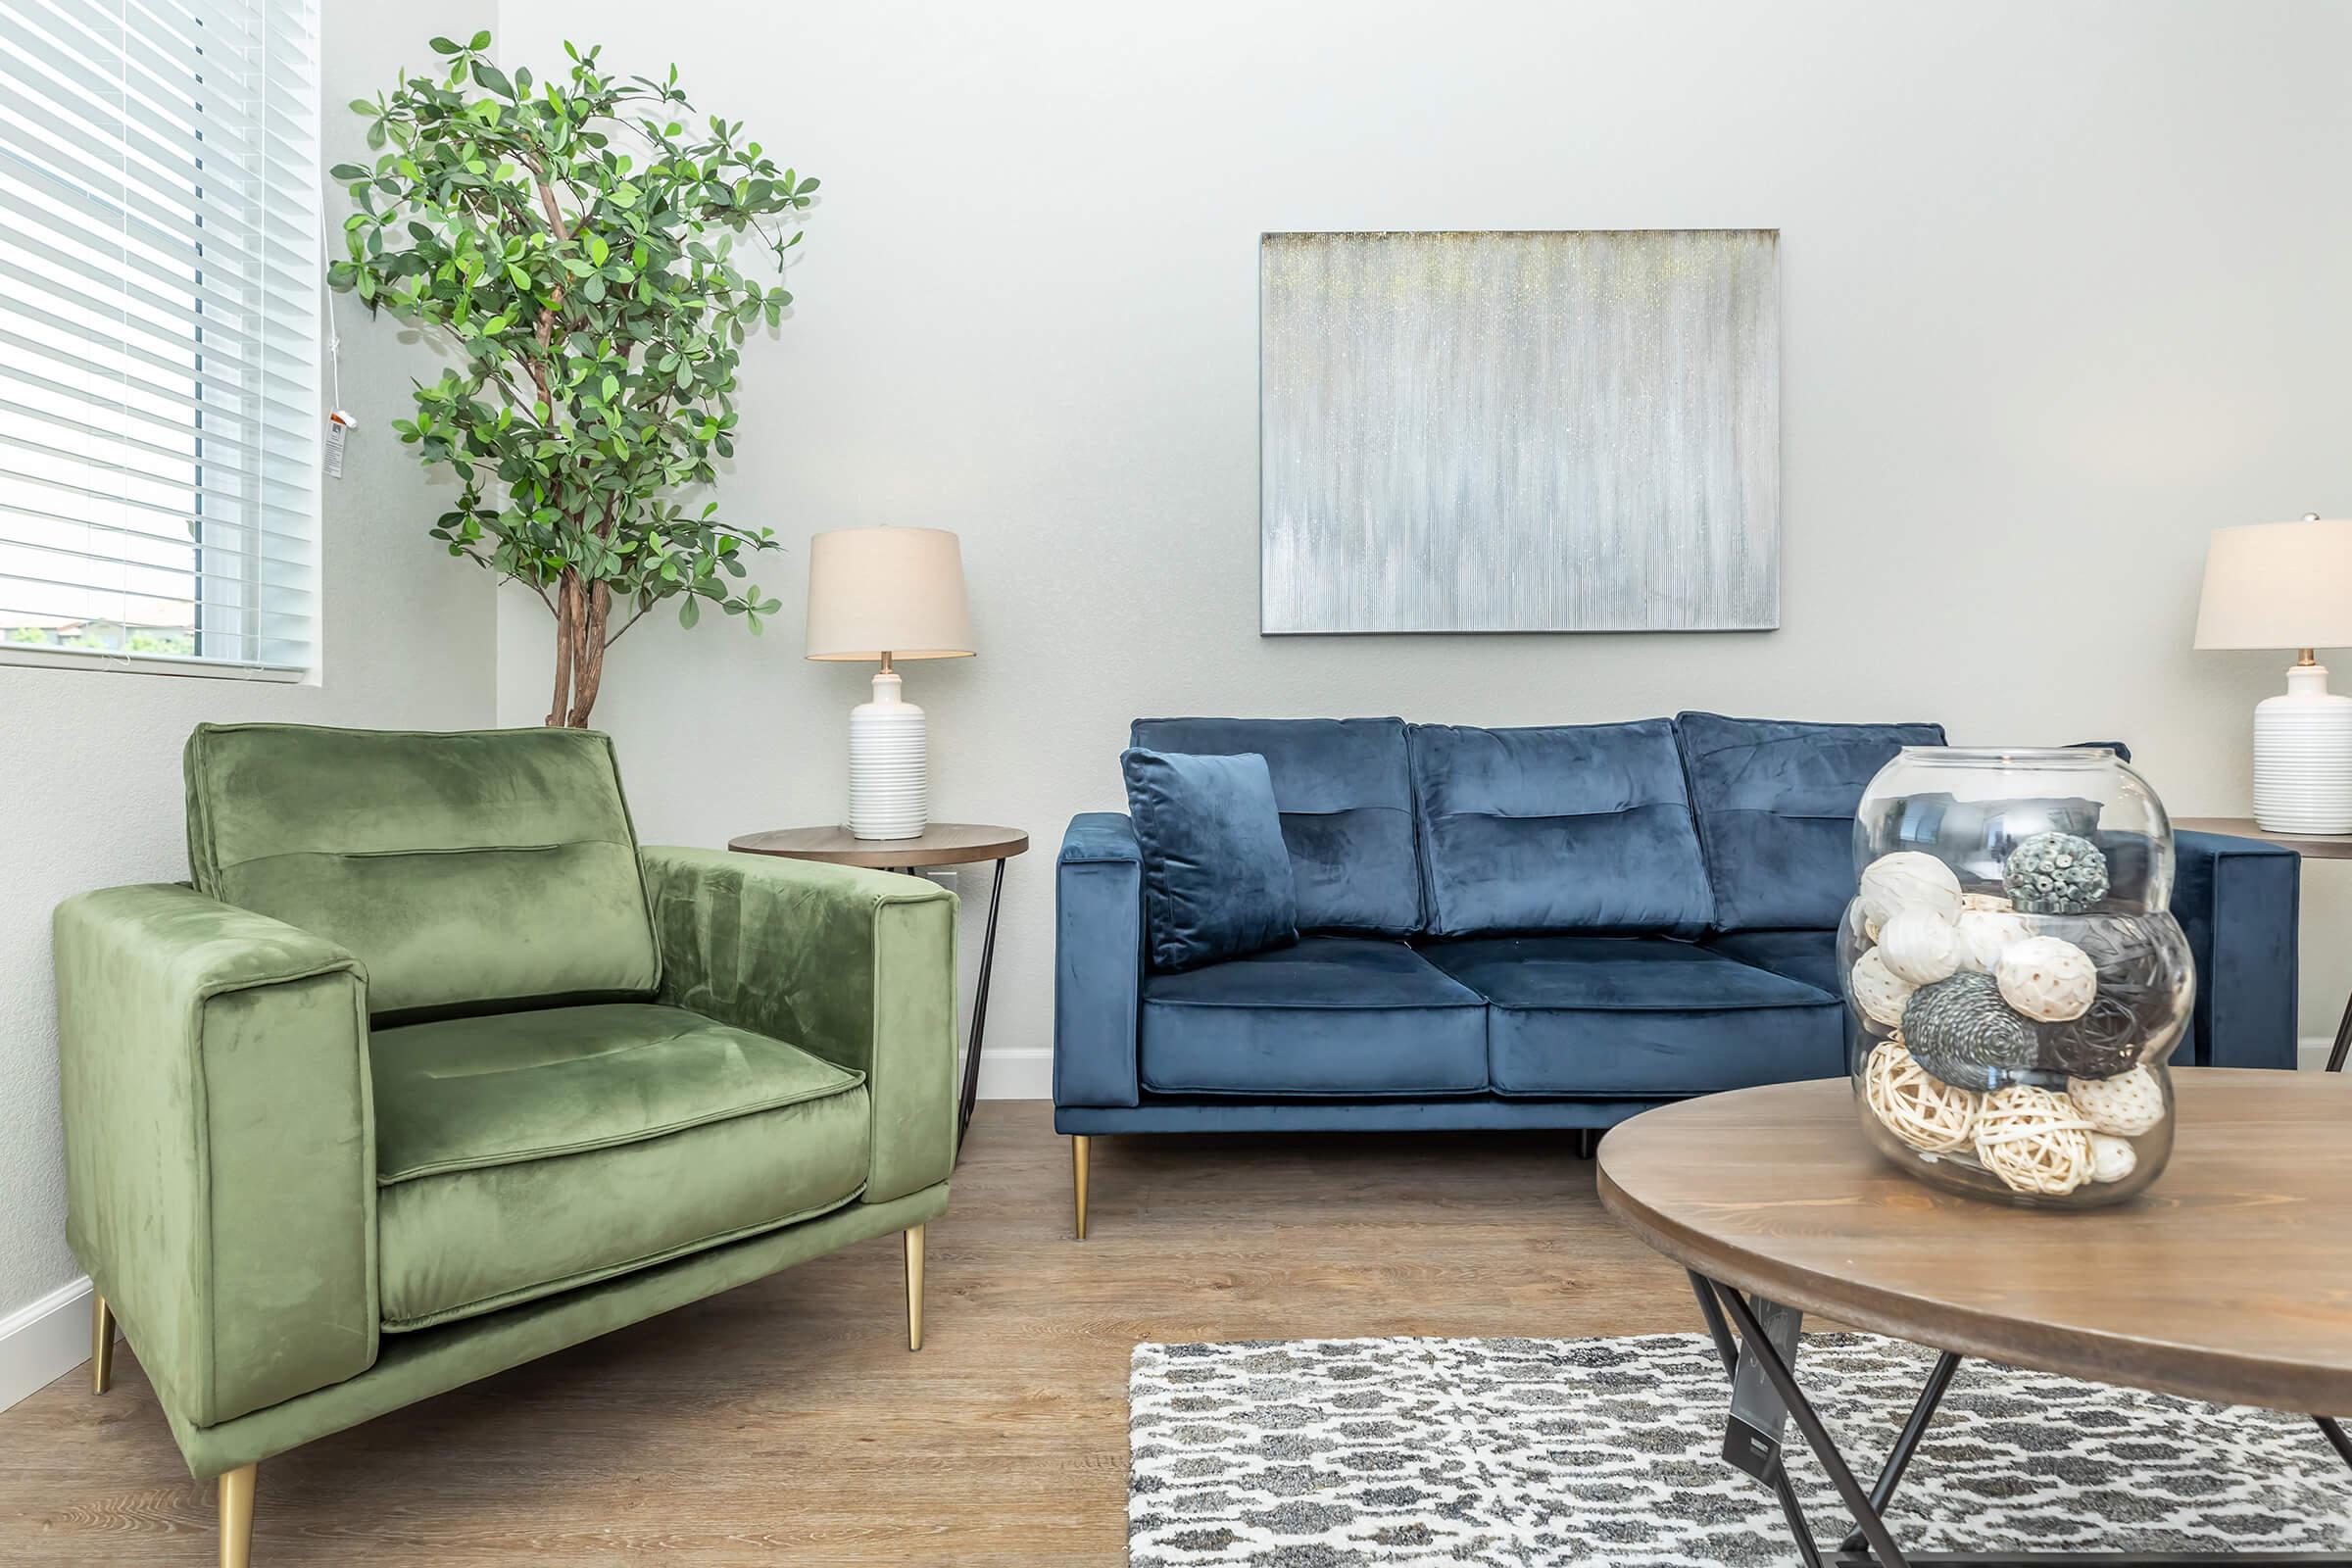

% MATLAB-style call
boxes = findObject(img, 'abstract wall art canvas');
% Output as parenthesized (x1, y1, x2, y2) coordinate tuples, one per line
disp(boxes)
(1259, 229, 1780, 634)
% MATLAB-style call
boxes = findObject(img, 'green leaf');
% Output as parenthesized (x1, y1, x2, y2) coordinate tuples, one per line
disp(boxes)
(428, 36, 461, 55)
(678, 596, 701, 629)
(469, 28, 493, 49)
(609, 180, 641, 210)
(474, 62, 514, 99)
(588, 232, 610, 266)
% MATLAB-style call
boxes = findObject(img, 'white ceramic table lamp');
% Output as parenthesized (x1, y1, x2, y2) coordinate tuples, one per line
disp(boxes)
(2194, 514, 2352, 833)
(805, 527, 973, 840)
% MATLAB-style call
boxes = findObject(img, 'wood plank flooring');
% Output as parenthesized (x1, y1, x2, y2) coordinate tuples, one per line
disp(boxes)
(0, 1101, 1700, 1565)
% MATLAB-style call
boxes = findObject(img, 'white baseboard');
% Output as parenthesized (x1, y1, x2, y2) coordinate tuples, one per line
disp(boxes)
(975, 1044, 1052, 1101)
(0, 1275, 110, 1414)
(2302, 1035, 2336, 1072)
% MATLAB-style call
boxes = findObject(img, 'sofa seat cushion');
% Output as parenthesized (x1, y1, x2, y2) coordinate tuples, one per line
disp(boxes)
(1139, 937, 1488, 1096)
(1420, 936, 1843, 1097)
(370, 1003, 869, 1329)
(1700, 929, 1841, 996)
(1408, 719, 1714, 937)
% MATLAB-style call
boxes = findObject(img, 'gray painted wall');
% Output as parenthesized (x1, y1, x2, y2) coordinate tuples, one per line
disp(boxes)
(495, 0, 2352, 1099)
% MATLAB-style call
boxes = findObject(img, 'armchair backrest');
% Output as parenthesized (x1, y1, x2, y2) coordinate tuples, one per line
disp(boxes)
(184, 723, 661, 1020)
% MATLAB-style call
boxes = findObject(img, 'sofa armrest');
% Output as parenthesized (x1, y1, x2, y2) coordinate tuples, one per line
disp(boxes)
(2171, 829, 2301, 1068)
(640, 846, 956, 1202)
(56, 884, 375, 1432)
(1054, 812, 1145, 1108)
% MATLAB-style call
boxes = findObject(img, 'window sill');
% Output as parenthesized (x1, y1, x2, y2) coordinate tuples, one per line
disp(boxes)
(0, 644, 308, 683)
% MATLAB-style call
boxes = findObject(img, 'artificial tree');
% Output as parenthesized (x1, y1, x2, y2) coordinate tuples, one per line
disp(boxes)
(330, 32, 813, 725)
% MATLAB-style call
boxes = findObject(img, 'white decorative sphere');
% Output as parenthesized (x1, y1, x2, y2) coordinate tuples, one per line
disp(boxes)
(1848, 948, 1916, 1029)
(1994, 936, 2099, 1022)
(1955, 907, 2033, 974)
(2068, 1065, 2166, 1137)
(2087, 1133, 2138, 1184)
(1878, 909, 1962, 986)
(1858, 852, 1964, 930)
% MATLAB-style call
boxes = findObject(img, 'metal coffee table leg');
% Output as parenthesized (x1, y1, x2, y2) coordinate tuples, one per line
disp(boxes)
(1690, 1269, 2352, 1566)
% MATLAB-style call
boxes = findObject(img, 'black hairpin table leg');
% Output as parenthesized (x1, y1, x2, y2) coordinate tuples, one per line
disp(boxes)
(953, 855, 1007, 1160)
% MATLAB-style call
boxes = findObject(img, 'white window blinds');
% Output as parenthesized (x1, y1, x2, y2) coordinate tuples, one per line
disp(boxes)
(0, 0, 322, 676)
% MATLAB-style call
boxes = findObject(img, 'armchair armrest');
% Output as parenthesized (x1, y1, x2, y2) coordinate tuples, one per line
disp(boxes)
(56, 884, 375, 1431)
(1054, 812, 1144, 1108)
(640, 846, 956, 1202)
(2171, 830, 2301, 1068)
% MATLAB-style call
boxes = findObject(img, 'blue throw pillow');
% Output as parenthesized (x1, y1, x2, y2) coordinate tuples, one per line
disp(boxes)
(1121, 748, 1299, 971)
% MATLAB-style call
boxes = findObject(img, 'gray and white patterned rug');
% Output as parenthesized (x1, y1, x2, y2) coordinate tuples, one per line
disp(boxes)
(1130, 1333, 2352, 1565)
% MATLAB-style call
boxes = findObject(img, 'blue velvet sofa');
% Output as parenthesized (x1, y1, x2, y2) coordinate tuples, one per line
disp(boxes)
(1052, 713, 2302, 1234)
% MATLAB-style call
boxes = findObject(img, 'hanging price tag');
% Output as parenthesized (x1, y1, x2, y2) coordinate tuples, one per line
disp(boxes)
(325, 409, 354, 479)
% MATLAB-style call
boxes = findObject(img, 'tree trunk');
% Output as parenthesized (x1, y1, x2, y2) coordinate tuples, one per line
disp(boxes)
(545, 570, 578, 727)
(566, 580, 611, 728)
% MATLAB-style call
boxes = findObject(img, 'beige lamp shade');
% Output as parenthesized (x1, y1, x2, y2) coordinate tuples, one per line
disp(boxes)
(805, 526, 974, 662)
(2193, 517, 2352, 651)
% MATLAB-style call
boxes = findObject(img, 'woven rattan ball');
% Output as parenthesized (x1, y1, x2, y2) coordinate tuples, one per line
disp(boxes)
(1859, 852, 1964, 929)
(1994, 936, 2098, 1022)
(1879, 909, 1962, 986)
(1973, 1085, 2093, 1197)
(1954, 907, 2031, 974)
(2068, 1065, 2166, 1136)
(1864, 1041, 1980, 1153)
(2087, 1132, 2138, 1185)
(1848, 948, 1916, 1030)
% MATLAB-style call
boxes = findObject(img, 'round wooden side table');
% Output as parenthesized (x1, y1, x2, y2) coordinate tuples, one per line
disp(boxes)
(727, 823, 1029, 1163)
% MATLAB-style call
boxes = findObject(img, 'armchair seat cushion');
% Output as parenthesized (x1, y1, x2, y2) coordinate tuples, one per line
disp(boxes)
(1139, 937, 1488, 1096)
(1420, 936, 1844, 1097)
(370, 1003, 870, 1330)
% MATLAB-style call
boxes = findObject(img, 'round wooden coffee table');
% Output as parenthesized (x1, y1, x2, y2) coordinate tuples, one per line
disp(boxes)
(1597, 1069, 2352, 1566)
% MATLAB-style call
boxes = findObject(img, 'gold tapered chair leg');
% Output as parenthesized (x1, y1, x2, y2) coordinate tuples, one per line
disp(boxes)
(218, 1463, 256, 1568)
(90, 1293, 115, 1396)
(1071, 1134, 1091, 1241)
(89, 1298, 114, 1400)
(903, 1224, 925, 1352)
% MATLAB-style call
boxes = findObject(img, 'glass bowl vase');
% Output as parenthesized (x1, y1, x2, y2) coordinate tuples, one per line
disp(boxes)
(1842, 747, 2191, 1208)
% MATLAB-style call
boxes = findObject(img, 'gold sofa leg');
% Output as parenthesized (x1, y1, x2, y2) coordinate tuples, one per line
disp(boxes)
(218, 1464, 256, 1568)
(91, 1293, 115, 1395)
(1071, 1135, 1091, 1241)
(903, 1225, 925, 1352)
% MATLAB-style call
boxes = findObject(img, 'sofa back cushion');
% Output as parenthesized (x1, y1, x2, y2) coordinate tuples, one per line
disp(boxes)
(1121, 748, 1299, 971)
(1675, 711, 1947, 932)
(1129, 717, 1421, 935)
(185, 723, 661, 1019)
(1407, 719, 1714, 937)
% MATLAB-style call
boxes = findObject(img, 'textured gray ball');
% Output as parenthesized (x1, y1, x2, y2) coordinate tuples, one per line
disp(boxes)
(2002, 831, 2110, 914)
(1902, 971, 2042, 1092)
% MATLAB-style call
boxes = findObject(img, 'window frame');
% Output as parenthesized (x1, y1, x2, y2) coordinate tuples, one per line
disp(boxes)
(0, 0, 324, 683)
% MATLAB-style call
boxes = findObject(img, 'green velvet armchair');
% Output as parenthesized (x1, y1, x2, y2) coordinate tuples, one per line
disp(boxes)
(55, 723, 957, 1566)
